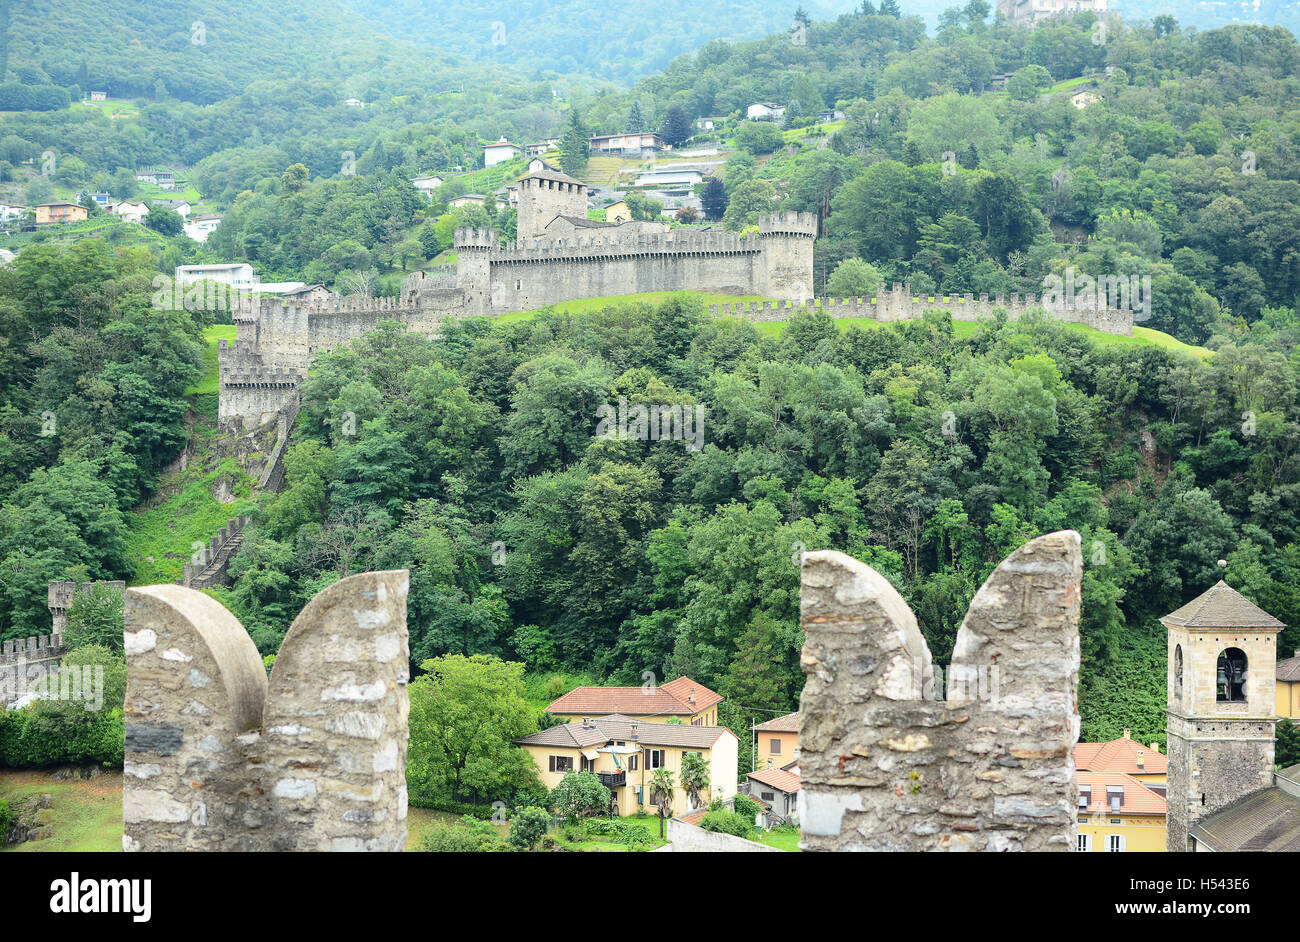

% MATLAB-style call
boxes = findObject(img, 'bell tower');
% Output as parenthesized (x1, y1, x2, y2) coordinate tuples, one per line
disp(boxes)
(1163, 576, 1285, 851)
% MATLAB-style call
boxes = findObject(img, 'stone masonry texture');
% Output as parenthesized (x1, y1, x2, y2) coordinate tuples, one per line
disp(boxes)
(797, 531, 1082, 851)
(123, 570, 410, 852)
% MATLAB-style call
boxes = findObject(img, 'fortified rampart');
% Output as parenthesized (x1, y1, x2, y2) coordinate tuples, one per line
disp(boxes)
(123, 570, 410, 852)
(797, 531, 1082, 851)
(181, 515, 249, 590)
(0, 631, 68, 706)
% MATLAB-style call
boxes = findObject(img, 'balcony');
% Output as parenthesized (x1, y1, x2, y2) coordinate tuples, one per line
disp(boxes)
(597, 771, 626, 788)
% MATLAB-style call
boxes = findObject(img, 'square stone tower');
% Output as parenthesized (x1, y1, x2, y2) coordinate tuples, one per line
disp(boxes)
(1163, 580, 1285, 851)
(516, 159, 588, 241)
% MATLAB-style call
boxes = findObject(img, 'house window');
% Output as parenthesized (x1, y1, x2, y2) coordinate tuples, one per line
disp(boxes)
(581, 756, 594, 772)
(761, 791, 775, 802)
(548, 755, 574, 773)
(1107, 835, 1125, 852)
(1077, 834, 1091, 852)
(628, 753, 638, 771)
(1216, 648, 1247, 702)
(647, 749, 665, 770)
(771, 739, 781, 754)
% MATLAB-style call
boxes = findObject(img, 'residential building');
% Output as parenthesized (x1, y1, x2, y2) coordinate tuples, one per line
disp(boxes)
(630, 166, 705, 189)
(112, 200, 149, 225)
(1278, 649, 1300, 718)
(410, 174, 445, 198)
(175, 263, 257, 290)
(184, 214, 223, 243)
(753, 712, 799, 770)
(514, 714, 739, 816)
(89, 90, 107, 102)
(589, 132, 666, 157)
(1075, 772, 1166, 852)
(1074, 729, 1167, 794)
(154, 198, 192, 219)
(89, 191, 111, 206)
(0, 204, 27, 224)
(343, 98, 365, 108)
(448, 193, 486, 209)
(525, 139, 559, 157)
(254, 283, 335, 301)
(695, 116, 725, 131)
(482, 137, 522, 167)
(745, 766, 800, 825)
(34, 202, 88, 225)
(1071, 89, 1102, 109)
(747, 102, 785, 121)
(605, 199, 632, 223)
(135, 169, 176, 189)
(545, 676, 723, 726)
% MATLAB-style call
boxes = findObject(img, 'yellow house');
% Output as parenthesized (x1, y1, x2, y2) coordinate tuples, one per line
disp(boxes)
(1277, 650, 1300, 718)
(1074, 729, 1167, 791)
(605, 200, 632, 223)
(1076, 772, 1167, 852)
(546, 676, 723, 726)
(514, 714, 739, 817)
(752, 712, 798, 770)
(34, 202, 88, 225)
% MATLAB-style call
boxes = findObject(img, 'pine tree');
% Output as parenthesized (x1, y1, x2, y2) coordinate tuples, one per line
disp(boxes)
(701, 177, 728, 221)
(558, 109, 590, 175)
(626, 100, 645, 133)
(879, 0, 901, 15)
(658, 105, 693, 147)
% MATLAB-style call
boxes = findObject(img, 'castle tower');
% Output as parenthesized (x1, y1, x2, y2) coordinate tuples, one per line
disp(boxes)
(454, 227, 497, 315)
(758, 212, 817, 302)
(515, 159, 587, 241)
(1163, 580, 1285, 851)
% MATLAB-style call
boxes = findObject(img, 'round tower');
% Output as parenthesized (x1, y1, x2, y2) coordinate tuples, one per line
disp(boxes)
(758, 211, 817, 302)
(454, 227, 498, 315)
(1162, 578, 1285, 851)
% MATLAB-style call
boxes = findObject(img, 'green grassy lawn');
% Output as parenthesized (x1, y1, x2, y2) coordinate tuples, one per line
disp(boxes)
(498, 292, 775, 321)
(554, 813, 668, 851)
(783, 120, 844, 141)
(0, 770, 123, 852)
(187, 324, 237, 397)
(756, 825, 801, 851)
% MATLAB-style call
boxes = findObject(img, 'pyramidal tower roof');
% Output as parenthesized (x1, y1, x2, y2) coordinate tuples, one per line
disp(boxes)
(1161, 581, 1285, 629)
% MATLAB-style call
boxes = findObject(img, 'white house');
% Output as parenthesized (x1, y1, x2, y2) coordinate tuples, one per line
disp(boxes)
(175, 263, 256, 289)
(482, 138, 522, 168)
(154, 198, 192, 219)
(747, 102, 785, 121)
(448, 193, 486, 209)
(135, 169, 176, 189)
(344, 98, 365, 108)
(0, 204, 27, 224)
(410, 174, 445, 198)
(89, 91, 107, 102)
(112, 200, 149, 225)
(183, 214, 223, 243)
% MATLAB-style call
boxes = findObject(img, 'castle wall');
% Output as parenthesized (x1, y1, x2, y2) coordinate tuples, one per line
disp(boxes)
(123, 571, 410, 852)
(797, 531, 1082, 851)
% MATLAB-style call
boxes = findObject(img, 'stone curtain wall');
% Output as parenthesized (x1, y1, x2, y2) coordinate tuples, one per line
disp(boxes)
(123, 570, 410, 852)
(798, 531, 1082, 851)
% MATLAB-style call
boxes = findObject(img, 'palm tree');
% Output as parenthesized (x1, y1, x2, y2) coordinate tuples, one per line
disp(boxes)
(679, 753, 710, 811)
(649, 768, 675, 839)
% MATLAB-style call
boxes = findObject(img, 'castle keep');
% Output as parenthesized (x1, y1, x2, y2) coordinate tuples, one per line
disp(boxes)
(217, 157, 1133, 431)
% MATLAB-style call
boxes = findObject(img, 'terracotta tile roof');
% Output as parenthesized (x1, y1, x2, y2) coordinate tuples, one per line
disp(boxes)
(752, 712, 799, 732)
(747, 767, 801, 794)
(1190, 787, 1300, 851)
(514, 714, 734, 750)
(678, 808, 709, 826)
(1277, 653, 1300, 682)
(1161, 581, 1285, 629)
(545, 677, 722, 718)
(1074, 735, 1167, 776)
(660, 677, 724, 713)
(1076, 772, 1166, 816)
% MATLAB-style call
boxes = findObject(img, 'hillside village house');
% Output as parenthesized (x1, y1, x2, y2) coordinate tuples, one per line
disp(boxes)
(605, 199, 632, 223)
(448, 193, 486, 209)
(1074, 731, 1168, 851)
(154, 198, 192, 219)
(1075, 772, 1167, 852)
(344, 98, 365, 108)
(546, 676, 723, 725)
(482, 138, 522, 167)
(34, 202, 88, 225)
(184, 214, 223, 242)
(254, 282, 335, 301)
(514, 714, 739, 816)
(410, 174, 445, 198)
(589, 132, 666, 157)
(1277, 649, 1300, 718)
(175, 263, 257, 290)
(746, 102, 785, 121)
(630, 165, 707, 190)
(745, 766, 800, 825)
(695, 116, 725, 131)
(135, 169, 175, 189)
(112, 200, 149, 225)
(89, 90, 107, 101)
(1071, 89, 1102, 110)
(0, 204, 27, 224)
(752, 712, 799, 770)
(525, 139, 559, 157)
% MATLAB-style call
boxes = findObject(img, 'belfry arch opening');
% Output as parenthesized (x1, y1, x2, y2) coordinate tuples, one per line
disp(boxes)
(1174, 644, 1183, 703)
(1216, 647, 1247, 702)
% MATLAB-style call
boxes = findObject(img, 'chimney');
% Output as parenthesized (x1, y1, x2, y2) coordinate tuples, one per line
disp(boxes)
(1136, 751, 1145, 770)
(630, 724, 638, 742)
(1122, 728, 1130, 740)
(1150, 742, 1160, 753)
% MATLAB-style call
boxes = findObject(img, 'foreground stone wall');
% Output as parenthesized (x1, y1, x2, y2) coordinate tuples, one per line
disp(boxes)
(123, 570, 410, 852)
(797, 531, 1082, 851)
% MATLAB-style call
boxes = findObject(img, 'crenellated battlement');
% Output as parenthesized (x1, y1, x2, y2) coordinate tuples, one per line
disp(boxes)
(0, 632, 66, 664)
(454, 226, 498, 250)
(758, 210, 818, 237)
